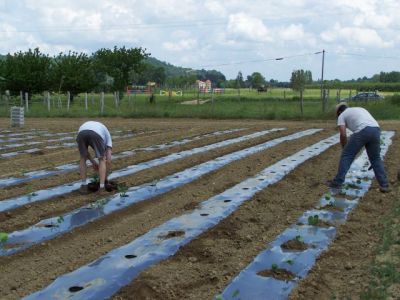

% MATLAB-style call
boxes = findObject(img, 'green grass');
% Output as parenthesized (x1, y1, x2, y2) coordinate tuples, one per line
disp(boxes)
(1, 89, 399, 120)
(360, 196, 400, 299)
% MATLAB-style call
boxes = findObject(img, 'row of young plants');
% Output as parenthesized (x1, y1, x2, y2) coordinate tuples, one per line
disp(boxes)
(22, 132, 338, 299)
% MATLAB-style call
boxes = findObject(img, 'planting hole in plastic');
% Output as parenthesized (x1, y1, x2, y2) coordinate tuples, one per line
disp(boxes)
(200, 213, 209, 216)
(125, 254, 137, 259)
(69, 286, 84, 293)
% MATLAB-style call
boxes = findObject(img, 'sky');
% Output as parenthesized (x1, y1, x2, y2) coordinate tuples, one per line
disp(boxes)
(0, 0, 399, 81)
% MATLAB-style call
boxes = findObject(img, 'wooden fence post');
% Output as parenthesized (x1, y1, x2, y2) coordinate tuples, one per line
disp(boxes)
(100, 92, 104, 115)
(67, 91, 70, 111)
(25, 92, 29, 112)
(85, 92, 88, 111)
(20, 91, 23, 106)
(5, 90, 10, 112)
(47, 91, 51, 112)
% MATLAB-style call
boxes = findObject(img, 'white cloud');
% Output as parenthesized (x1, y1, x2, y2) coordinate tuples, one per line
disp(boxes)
(0, 0, 399, 80)
(280, 24, 305, 41)
(163, 38, 197, 51)
(227, 13, 272, 42)
(204, 0, 227, 16)
(321, 23, 393, 48)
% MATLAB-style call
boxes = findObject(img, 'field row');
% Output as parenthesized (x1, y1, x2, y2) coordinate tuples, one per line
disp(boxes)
(0, 118, 398, 299)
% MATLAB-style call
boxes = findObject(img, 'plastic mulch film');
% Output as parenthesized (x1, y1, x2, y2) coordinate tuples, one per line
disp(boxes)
(0, 128, 244, 188)
(1, 129, 320, 256)
(23, 133, 337, 300)
(218, 131, 394, 300)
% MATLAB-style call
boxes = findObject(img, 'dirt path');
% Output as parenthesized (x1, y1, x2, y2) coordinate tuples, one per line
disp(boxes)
(0, 118, 398, 300)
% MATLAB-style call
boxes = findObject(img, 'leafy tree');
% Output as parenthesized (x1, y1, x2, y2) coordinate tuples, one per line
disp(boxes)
(249, 72, 266, 89)
(236, 71, 245, 88)
(93, 46, 149, 92)
(2, 48, 52, 95)
(133, 63, 166, 85)
(291, 69, 307, 115)
(304, 70, 313, 84)
(51, 51, 98, 99)
(290, 69, 307, 92)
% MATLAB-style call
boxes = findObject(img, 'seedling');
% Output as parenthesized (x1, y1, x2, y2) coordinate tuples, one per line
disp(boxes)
(57, 215, 64, 224)
(0, 232, 8, 244)
(356, 179, 362, 184)
(324, 192, 331, 200)
(215, 295, 224, 300)
(295, 235, 303, 242)
(271, 263, 278, 271)
(285, 259, 294, 265)
(118, 184, 128, 197)
(90, 174, 100, 184)
(232, 289, 240, 298)
(308, 215, 319, 226)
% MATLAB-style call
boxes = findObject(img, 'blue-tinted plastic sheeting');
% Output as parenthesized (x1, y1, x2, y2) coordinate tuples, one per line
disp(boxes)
(219, 131, 394, 300)
(2, 128, 320, 256)
(0, 129, 243, 188)
(0, 128, 281, 213)
(0, 130, 135, 158)
(23, 132, 337, 300)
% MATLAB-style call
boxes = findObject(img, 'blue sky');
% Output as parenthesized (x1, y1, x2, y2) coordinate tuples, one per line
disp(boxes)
(0, 0, 399, 81)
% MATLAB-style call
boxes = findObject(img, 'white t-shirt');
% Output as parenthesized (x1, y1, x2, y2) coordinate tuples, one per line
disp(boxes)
(78, 121, 112, 147)
(337, 107, 379, 133)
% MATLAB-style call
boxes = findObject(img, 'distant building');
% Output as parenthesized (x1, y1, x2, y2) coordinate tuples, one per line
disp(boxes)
(196, 80, 212, 93)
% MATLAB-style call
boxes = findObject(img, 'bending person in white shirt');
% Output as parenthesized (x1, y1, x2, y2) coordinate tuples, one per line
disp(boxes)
(76, 121, 112, 193)
(328, 103, 390, 193)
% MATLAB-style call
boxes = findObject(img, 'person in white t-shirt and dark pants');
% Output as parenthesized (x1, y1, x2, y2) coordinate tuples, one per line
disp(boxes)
(76, 121, 112, 193)
(328, 103, 390, 193)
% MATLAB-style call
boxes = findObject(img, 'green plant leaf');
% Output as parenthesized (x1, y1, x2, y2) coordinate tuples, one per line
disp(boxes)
(0, 232, 8, 243)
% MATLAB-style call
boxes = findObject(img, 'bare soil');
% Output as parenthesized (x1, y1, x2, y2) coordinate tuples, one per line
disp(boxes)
(0, 117, 398, 300)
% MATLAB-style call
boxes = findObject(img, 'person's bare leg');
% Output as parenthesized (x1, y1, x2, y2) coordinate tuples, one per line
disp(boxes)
(99, 157, 107, 188)
(79, 157, 87, 184)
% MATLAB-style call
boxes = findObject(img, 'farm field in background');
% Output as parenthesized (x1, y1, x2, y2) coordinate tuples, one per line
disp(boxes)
(1, 88, 399, 120)
(0, 117, 399, 299)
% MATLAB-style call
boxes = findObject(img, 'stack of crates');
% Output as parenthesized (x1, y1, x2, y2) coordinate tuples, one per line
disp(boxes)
(10, 106, 24, 127)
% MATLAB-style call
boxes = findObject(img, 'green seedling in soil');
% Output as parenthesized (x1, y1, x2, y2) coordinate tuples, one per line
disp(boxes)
(271, 263, 278, 271)
(117, 184, 128, 197)
(357, 179, 362, 184)
(295, 235, 303, 242)
(285, 259, 294, 265)
(324, 192, 332, 200)
(232, 289, 240, 298)
(0, 232, 8, 244)
(57, 215, 64, 224)
(90, 174, 100, 184)
(215, 295, 224, 300)
(308, 215, 319, 226)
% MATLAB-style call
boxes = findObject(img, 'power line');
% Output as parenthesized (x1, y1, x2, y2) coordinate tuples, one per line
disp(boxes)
(192, 52, 322, 69)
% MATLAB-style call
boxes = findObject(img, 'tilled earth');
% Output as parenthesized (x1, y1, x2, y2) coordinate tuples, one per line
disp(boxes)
(0, 117, 398, 300)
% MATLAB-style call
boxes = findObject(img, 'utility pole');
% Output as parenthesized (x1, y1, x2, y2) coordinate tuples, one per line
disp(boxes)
(320, 49, 325, 112)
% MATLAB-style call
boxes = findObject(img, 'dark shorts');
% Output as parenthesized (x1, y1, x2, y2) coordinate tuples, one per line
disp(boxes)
(76, 130, 106, 158)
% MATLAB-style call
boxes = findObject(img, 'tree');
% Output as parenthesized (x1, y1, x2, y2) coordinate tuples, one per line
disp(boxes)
(290, 69, 307, 92)
(2, 48, 52, 95)
(236, 71, 245, 88)
(93, 46, 149, 92)
(51, 51, 98, 99)
(132, 63, 166, 85)
(249, 72, 266, 89)
(290, 69, 307, 115)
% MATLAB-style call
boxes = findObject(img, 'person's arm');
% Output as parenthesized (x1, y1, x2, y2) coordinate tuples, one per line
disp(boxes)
(106, 147, 112, 162)
(338, 125, 347, 148)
